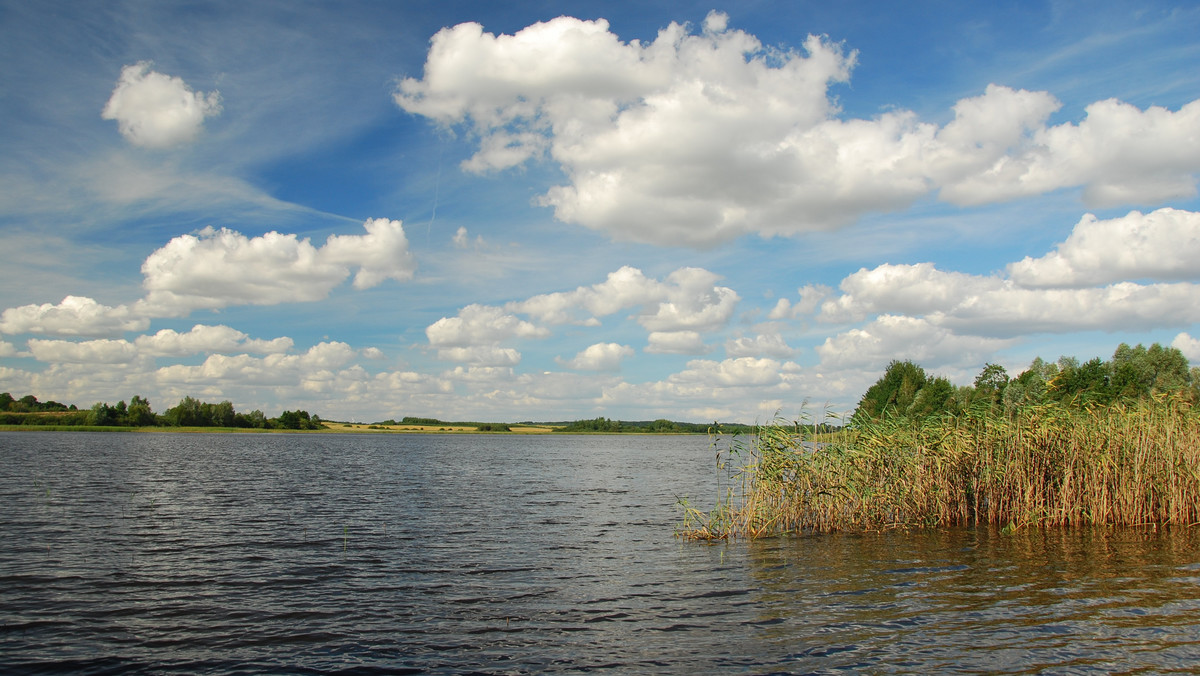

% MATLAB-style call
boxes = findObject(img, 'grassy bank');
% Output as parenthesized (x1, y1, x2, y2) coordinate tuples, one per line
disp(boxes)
(678, 396, 1200, 539)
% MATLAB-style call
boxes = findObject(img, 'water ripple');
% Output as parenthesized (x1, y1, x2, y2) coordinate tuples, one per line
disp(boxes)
(3, 431, 1200, 673)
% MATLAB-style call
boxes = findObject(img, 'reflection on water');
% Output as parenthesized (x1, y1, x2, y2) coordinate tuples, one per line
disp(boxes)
(1, 431, 1199, 673)
(745, 527, 1200, 672)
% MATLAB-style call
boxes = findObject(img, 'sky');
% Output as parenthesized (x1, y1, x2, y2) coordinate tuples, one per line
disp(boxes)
(2, 0, 1199, 424)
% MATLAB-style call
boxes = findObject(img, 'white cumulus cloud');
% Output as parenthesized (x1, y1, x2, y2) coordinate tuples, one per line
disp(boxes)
(398, 15, 1200, 247)
(0, 296, 149, 337)
(817, 315, 1015, 371)
(134, 324, 293, 356)
(814, 209, 1200, 342)
(1008, 208, 1200, 288)
(156, 341, 356, 387)
(637, 268, 739, 333)
(509, 265, 738, 333)
(138, 218, 416, 315)
(426, 304, 548, 365)
(725, 332, 797, 359)
(435, 346, 522, 367)
(426, 304, 548, 347)
(558, 342, 634, 371)
(645, 330, 709, 355)
(1172, 332, 1200, 362)
(820, 263, 1003, 324)
(27, 338, 139, 364)
(669, 357, 788, 388)
(102, 61, 222, 149)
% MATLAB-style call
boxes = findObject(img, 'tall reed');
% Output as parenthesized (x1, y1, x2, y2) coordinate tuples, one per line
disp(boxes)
(678, 395, 1200, 539)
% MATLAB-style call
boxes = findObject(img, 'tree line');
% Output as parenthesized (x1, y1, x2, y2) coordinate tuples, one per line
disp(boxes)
(552, 417, 762, 434)
(854, 342, 1197, 423)
(0, 393, 322, 430)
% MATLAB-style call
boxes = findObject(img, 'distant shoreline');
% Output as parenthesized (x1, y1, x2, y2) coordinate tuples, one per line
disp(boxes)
(0, 422, 712, 435)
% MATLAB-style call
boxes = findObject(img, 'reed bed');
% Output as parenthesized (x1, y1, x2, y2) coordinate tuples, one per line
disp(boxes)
(678, 395, 1200, 539)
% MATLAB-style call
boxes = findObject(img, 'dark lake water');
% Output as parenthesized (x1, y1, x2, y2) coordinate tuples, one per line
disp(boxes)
(3, 431, 1200, 674)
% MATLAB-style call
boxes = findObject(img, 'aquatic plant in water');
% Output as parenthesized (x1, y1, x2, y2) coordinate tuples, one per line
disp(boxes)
(678, 396, 1200, 539)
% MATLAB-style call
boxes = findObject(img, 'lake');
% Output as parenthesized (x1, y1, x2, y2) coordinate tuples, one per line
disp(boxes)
(2, 431, 1200, 673)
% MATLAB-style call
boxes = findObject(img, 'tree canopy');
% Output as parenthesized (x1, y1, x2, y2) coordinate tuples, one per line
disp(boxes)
(853, 342, 1197, 424)
(1, 392, 321, 430)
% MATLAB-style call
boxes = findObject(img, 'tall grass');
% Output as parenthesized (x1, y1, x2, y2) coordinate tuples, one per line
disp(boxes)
(678, 395, 1200, 539)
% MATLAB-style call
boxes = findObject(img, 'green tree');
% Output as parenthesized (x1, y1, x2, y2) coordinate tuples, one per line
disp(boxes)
(906, 376, 956, 418)
(1003, 357, 1057, 411)
(244, 409, 268, 428)
(125, 395, 157, 426)
(972, 363, 1009, 408)
(650, 418, 680, 433)
(1050, 357, 1112, 404)
(164, 396, 205, 426)
(277, 409, 318, 430)
(87, 401, 120, 426)
(855, 360, 928, 420)
(208, 400, 236, 427)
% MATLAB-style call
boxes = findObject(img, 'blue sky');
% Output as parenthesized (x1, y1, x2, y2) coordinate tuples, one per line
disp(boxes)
(2, 0, 1200, 423)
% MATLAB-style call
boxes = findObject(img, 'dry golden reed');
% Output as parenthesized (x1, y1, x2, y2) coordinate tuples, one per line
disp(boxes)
(678, 395, 1200, 539)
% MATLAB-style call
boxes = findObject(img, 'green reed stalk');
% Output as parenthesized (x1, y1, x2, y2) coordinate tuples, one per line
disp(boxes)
(678, 396, 1200, 540)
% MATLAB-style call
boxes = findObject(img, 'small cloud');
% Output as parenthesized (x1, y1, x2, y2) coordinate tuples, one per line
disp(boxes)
(426, 304, 548, 347)
(435, 345, 522, 366)
(646, 330, 710, 355)
(102, 61, 222, 149)
(557, 342, 634, 371)
(725, 332, 797, 359)
(1172, 332, 1200, 362)
(452, 226, 485, 249)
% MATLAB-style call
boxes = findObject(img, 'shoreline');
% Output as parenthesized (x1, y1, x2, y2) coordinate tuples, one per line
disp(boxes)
(0, 422, 711, 435)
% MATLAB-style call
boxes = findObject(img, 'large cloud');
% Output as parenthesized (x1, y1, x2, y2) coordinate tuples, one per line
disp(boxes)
(1008, 208, 1200, 287)
(940, 98, 1200, 207)
(397, 15, 1200, 247)
(102, 61, 222, 149)
(819, 263, 1001, 324)
(508, 265, 738, 331)
(134, 324, 293, 356)
(138, 218, 416, 315)
(822, 265, 1200, 338)
(509, 266, 667, 325)
(816, 209, 1200, 337)
(0, 296, 149, 337)
(425, 304, 548, 365)
(27, 338, 140, 365)
(816, 315, 1015, 370)
(25, 326, 294, 365)
(156, 341, 357, 387)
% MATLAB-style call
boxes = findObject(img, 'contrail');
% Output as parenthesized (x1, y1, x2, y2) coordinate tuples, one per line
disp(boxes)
(426, 144, 443, 245)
